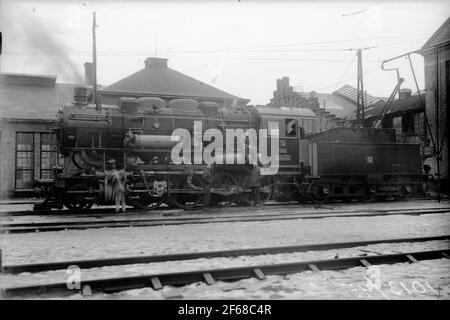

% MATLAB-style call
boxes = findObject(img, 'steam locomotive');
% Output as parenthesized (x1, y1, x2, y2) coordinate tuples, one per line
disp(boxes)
(33, 87, 425, 211)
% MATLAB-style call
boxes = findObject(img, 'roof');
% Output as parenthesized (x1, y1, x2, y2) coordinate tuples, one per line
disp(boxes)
(333, 84, 384, 106)
(364, 95, 423, 119)
(421, 17, 450, 50)
(0, 73, 79, 120)
(313, 92, 358, 120)
(100, 57, 248, 102)
(0, 72, 57, 86)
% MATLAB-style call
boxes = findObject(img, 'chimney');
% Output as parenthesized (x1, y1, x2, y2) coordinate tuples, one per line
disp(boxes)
(144, 57, 168, 68)
(399, 88, 412, 100)
(84, 62, 94, 85)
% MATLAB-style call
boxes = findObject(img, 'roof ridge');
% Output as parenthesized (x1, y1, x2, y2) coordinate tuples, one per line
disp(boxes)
(100, 60, 246, 101)
(421, 16, 450, 49)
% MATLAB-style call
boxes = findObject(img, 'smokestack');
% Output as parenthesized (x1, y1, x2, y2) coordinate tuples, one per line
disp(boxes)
(74, 86, 89, 106)
(399, 88, 412, 100)
(84, 62, 94, 85)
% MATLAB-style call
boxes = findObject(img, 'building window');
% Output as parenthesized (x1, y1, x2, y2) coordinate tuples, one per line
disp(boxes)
(15, 132, 59, 190)
(393, 116, 402, 135)
(40, 133, 58, 179)
(15, 133, 34, 189)
(414, 112, 426, 137)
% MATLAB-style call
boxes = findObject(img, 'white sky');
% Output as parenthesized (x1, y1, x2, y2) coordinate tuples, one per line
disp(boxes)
(1, 0, 449, 105)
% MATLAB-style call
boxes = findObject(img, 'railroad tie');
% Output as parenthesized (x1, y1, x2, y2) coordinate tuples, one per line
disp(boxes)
(360, 259, 371, 267)
(150, 276, 163, 290)
(406, 254, 418, 263)
(253, 268, 266, 280)
(308, 264, 320, 272)
(203, 272, 215, 285)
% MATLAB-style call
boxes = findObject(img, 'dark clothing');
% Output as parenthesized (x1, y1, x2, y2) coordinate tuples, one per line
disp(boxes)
(111, 169, 126, 213)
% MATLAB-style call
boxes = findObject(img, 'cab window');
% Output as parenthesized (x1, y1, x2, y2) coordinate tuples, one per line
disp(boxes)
(285, 118, 297, 137)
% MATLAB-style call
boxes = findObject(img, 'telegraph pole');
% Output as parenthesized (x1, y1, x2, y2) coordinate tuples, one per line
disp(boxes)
(92, 12, 99, 110)
(356, 49, 365, 128)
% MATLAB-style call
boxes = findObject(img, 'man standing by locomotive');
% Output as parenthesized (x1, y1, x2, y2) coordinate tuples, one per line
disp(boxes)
(108, 160, 127, 213)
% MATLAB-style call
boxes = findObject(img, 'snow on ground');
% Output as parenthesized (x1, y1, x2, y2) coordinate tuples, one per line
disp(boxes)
(1, 201, 449, 299)
(108, 258, 450, 300)
(1, 212, 449, 265)
(0, 240, 449, 288)
(116, 258, 450, 300)
(18, 259, 450, 300)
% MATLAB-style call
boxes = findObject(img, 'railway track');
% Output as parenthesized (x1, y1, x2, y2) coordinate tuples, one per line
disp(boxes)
(0, 197, 442, 217)
(2, 245, 449, 297)
(1, 206, 449, 234)
(2, 234, 449, 274)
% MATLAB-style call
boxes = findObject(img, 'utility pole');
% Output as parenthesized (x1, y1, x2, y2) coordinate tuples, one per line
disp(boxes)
(356, 49, 365, 128)
(92, 12, 99, 111)
(435, 45, 441, 202)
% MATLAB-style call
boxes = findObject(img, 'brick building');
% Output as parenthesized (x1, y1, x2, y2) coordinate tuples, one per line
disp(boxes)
(0, 73, 80, 199)
(364, 88, 426, 144)
(419, 17, 450, 191)
(266, 77, 384, 131)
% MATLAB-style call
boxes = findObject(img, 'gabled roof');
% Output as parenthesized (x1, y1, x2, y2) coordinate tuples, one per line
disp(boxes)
(313, 92, 358, 120)
(0, 73, 79, 120)
(364, 95, 423, 119)
(333, 84, 384, 106)
(100, 57, 248, 102)
(421, 17, 450, 50)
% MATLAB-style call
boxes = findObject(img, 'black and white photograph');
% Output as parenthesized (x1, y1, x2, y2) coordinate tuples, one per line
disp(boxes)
(0, 0, 449, 307)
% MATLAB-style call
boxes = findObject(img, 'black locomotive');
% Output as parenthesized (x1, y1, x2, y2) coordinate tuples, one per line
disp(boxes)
(33, 87, 425, 211)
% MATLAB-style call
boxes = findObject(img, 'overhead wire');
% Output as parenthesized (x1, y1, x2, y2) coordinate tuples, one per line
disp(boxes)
(333, 56, 357, 92)
(3, 34, 430, 56)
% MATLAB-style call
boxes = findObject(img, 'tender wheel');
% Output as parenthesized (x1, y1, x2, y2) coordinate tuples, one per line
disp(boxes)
(209, 172, 239, 207)
(127, 193, 164, 210)
(63, 184, 95, 212)
(297, 184, 328, 205)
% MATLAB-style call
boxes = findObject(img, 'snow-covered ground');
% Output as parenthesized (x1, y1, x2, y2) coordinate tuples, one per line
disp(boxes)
(1, 212, 449, 265)
(0, 239, 449, 289)
(0, 200, 449, 299)
(108, 259, 450, 300)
